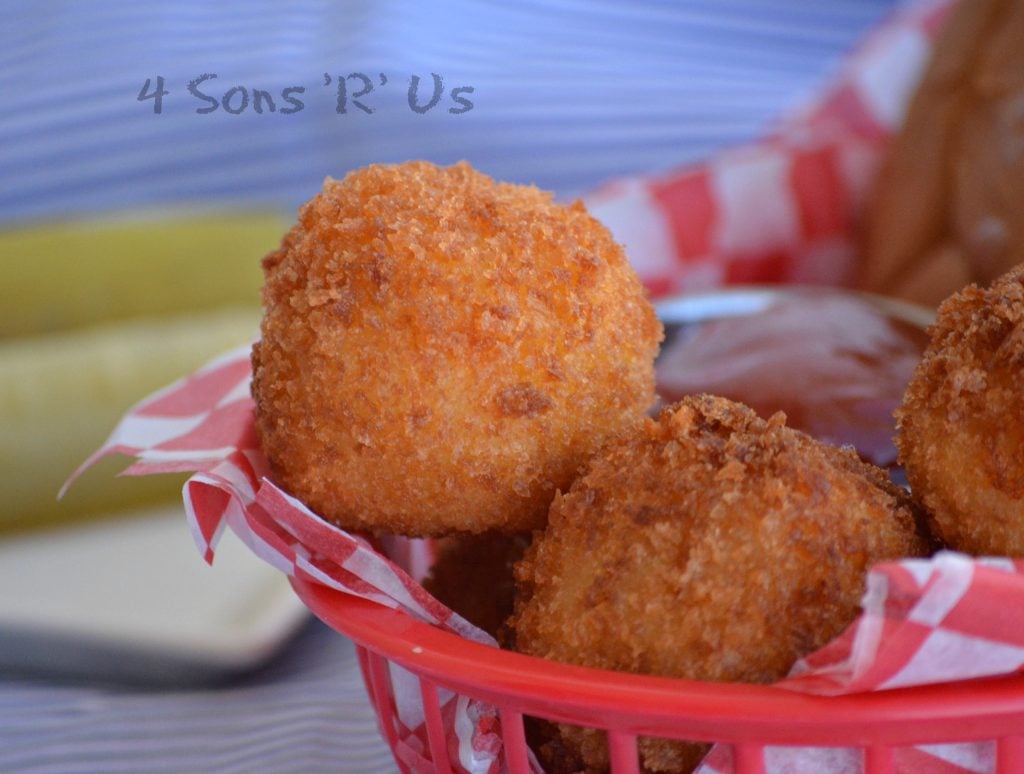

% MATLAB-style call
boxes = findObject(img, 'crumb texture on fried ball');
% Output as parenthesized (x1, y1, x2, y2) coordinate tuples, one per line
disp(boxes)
(896, 264, 1024, 556)
(251, 161, 662, 536)
(512, 395, 931, 774)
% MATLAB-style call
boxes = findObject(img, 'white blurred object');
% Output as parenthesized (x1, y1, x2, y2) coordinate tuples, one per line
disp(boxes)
(0, 503, 309, 685)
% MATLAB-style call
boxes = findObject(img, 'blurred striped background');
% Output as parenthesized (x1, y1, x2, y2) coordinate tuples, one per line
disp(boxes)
(2, 0, 898, 223)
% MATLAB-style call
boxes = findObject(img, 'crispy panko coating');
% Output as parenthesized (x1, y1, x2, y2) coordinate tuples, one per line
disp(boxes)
(252, 161, 662, 536)
(422, 532, 531, 641)
(896, 264, 1024, 556)
(512, 395, 931, 774)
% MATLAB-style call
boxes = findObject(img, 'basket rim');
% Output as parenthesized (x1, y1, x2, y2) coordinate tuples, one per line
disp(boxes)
(652, 284, 936, 331)
(294, 577, 1024, 746)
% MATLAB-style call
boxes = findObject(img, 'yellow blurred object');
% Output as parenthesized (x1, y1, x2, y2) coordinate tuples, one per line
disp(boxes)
(0, 210, 287, 533)
(0, 211, 284, 338)
(1, 307, 261, 533)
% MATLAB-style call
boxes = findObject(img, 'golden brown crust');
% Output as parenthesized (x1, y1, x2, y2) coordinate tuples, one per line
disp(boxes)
(513, 395, 931, 773)
(896, 264, 1024, 555)
(251, 161, 662, 536)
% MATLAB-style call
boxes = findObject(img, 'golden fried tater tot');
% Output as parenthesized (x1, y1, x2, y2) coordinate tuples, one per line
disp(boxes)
(897, 264, 1024, 555)
(513, 395, 931, 773)
(252, 161, 662, 536)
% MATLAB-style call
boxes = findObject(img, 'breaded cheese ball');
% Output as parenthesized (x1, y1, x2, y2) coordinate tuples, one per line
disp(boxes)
(896, 264, 1024, 556)
(512, 395, 930, 773)
(251, 161, 662, 536)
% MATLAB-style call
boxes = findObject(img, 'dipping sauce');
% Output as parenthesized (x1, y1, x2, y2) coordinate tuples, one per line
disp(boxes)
(655, 289, 932, 468)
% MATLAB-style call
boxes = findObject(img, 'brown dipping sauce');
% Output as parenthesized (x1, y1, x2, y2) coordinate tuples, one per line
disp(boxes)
(654, 289, 932, 470)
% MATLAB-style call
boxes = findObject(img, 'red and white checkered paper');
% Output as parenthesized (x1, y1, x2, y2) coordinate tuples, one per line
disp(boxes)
(698, 553, 1024, 774)
(583, 0, 952, 299)
(69, 2, 1024, 772)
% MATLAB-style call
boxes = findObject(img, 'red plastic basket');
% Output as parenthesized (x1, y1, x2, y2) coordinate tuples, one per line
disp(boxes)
(288, 290, 1024, 774)
(293, 577, 1024, 774)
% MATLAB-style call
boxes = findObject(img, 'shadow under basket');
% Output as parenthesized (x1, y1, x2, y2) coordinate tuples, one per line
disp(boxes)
(292, 576, 1024, 774)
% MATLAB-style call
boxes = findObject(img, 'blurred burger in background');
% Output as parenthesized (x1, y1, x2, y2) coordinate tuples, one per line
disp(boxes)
(860, 0, 1024, 306)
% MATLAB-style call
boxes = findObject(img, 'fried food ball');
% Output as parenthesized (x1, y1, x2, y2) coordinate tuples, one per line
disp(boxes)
(251, 161, 662, 536)
(512, 395, 931, 774)
(896, 264, 1024, 556)
(422, 532, 531, 641)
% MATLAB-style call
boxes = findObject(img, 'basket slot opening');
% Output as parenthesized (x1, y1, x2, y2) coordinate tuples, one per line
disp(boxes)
(607, 730, 639, 774)
(732, 742, 766, 774)
(864, 744, 894, 773)
(355, 646, 388, 740)
(418, 677, 453, 773)
(499, 707, 531, 774)
(998, 735, 1024, 771)
(364, 650, 405, 770)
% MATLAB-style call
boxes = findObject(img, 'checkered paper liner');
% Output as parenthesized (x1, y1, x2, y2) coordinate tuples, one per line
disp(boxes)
(66, 2, 1024, 771)
(583, 0, 952, 298)
(698, 553, 1024, 774)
